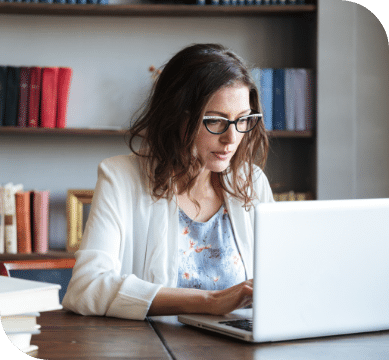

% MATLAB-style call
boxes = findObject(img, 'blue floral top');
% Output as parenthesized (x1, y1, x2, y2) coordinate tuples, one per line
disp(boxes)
(177, 204, 246, 290)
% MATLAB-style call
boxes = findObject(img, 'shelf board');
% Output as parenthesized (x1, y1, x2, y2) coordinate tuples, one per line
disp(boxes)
(0, 127, 128, 136)
(0, 127, 313, 138)
(0, 250, 75, 261)
(0, 3, 316, 17)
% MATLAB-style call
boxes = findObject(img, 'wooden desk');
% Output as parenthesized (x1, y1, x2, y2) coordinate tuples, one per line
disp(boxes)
(32, 310, 170, 359)
(32, 311, 389, 359)
(149, 316, 389, 360)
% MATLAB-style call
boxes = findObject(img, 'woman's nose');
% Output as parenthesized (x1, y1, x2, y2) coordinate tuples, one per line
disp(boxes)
(220, 124, 237, 144)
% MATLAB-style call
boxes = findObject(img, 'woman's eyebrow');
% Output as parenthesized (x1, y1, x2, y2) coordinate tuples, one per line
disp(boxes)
(204, 109, 251, 117)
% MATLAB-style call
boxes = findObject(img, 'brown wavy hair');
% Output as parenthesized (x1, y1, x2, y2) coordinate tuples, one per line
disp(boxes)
(127, 43, 268, 209)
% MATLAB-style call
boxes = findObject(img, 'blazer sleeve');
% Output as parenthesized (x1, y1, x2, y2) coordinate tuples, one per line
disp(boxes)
(62, 156, 163, 320)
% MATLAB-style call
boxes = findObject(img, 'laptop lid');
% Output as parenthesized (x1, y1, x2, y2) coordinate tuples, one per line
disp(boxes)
(252, 198, 389, 342)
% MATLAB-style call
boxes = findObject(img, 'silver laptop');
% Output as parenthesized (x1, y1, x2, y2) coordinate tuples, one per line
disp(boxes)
(178, 198, 389, 342)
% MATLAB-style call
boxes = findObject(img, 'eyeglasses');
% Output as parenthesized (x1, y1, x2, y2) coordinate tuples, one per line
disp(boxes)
(202, 113, 262, 135)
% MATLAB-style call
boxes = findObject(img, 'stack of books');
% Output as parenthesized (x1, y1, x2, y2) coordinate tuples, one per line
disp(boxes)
(0, 66, 72, 129)
(0, 184, 50, 255)
(251, 68, 314, 132)
(0, 276, 62, 357)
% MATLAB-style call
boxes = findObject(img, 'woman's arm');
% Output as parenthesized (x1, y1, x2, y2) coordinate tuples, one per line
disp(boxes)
(148, 279, 253, 316)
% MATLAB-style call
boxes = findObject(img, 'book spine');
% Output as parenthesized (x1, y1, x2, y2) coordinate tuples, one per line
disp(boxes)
(0, 186, 4, 254)
(273, 68, 286, 130)
(0, 66, 7, 127)
(40, 67, 59, 128)
(32, 190, 50, 253)
(15, 191, 32, 254)
(28, 67, 42, 128)
(259, 68, 273, 131)
(17, 67, 31, 128)
(56, 67, 72, 128)
(4, 184, 23, 254)
(4, 66, 21, 127)
(284, 68, 296, 131)
(295, 68, 312, 131)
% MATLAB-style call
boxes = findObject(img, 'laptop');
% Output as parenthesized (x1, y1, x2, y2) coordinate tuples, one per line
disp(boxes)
(178, 198, 389, 342)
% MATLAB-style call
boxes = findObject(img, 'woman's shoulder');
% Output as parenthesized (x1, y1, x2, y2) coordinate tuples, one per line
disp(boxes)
(98, 154, 146, 185)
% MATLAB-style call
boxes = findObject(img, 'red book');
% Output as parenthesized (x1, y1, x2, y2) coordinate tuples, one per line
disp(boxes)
(40, 67, 59, 128)
(56, 67, 72, 129)
(28, 67, 42, 128)
(32, 190, 50, 254)
(17, 67, 31, 127)
(15, 191, 32, 254)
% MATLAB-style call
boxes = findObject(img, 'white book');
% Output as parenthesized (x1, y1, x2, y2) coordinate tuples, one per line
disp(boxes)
(7, 330, 40, 352)
(0, 276, 62, 317)
(3, 183, 23, 254)
(1, 313, 40, 334)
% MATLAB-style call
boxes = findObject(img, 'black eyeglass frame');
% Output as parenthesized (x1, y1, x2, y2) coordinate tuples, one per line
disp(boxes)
(202, 112, 262, 135)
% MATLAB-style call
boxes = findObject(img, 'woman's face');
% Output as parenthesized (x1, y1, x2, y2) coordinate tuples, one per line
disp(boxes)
(194, 84, 250, 174)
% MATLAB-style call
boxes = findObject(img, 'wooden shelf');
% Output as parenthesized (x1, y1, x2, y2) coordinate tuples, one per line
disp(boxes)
(0, 3, 316, 17)
(0, 127, 128, 136)
(0, 250, 75, 261)
(0, 127, 313, 138)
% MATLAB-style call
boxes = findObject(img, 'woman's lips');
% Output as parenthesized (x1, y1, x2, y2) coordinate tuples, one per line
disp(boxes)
(212, 152, 231, 160)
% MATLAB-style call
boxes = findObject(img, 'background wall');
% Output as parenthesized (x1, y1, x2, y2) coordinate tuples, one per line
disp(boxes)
(317, 0, 389, 200)
(0, 14, 313, 249)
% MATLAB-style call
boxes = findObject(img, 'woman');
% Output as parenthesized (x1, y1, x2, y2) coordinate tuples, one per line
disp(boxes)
(62, 43, 274, 321)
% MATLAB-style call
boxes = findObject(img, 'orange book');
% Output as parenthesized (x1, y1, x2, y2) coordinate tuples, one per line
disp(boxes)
(31, 190, 50, 253)
(15, 191, 32, 254)
(56, 67, 73, 129)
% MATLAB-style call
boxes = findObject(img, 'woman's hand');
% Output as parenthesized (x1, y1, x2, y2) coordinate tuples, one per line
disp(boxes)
(206, 279, 253, 316)
(147, 279, 253, 317)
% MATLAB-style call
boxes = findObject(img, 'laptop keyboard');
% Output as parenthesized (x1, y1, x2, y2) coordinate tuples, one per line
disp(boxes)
(219, 319, 253, 332)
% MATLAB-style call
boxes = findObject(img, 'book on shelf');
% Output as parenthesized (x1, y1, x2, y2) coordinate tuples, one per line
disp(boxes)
(28, 66, 42, 128)
(273, 68, 285, 130)
(251, 67, 313, 132)
(3, 183, 23, 255)
(4, 66, 20, 127)
(15, 191, 32, 254)
(0, 66, 6, 127)
(0, 186, 4, 254)
(40, 67, 59, 128)
(56, 67, 73, 129)
(31, 190, 50, 254)
(294, 68, 313, 131)
(16, 67, 31, 128)
(273, 191, 313, 201)
(284, 68, 296, 131)
(259, 68, 274, 131)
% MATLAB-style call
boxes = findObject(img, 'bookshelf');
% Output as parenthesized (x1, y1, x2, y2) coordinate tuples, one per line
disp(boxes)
(0, 1, 317, 259)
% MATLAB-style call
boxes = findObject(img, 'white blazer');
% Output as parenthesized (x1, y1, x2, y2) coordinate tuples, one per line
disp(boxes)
(62, 154, 274, 320)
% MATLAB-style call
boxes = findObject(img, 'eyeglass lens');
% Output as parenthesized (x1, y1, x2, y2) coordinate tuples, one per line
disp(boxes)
(205, 114, 260, 134)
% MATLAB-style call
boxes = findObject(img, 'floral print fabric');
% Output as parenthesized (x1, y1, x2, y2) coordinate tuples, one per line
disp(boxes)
(177, 204, 246, 290)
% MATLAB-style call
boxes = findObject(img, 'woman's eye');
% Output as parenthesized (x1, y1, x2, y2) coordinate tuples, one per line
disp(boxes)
(207, 119, 222, 125)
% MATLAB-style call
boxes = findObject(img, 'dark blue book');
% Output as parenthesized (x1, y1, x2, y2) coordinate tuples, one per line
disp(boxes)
(4, 66, 21, 127)
(66, 0, 77, 3)
(0, 66, 7, 126)
(76, 0, 87, 4)
(54, 0, 66, 3)
(39, 0, 54, 3)
(97, 0, 108, 4)
(272, 68, 286, 131)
